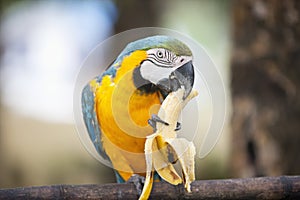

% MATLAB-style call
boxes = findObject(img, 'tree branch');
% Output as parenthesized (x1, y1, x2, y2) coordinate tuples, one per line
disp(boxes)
(0, 176, 299, 199)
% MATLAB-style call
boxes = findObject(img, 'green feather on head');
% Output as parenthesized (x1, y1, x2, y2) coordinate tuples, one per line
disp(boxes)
(114, 35, 192, 65)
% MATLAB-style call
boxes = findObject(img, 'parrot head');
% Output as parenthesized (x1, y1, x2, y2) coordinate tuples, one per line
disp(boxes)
(115, 35, 194, 99)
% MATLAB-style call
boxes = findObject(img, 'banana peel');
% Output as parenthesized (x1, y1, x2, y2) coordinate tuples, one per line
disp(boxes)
(139, 89, 198, 200)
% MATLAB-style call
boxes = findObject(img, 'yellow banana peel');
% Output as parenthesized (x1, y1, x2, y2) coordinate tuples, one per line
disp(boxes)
(139, 89, 198, 200)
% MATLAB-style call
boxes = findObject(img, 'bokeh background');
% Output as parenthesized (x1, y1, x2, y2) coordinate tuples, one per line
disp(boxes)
(0, 0, 299, 188)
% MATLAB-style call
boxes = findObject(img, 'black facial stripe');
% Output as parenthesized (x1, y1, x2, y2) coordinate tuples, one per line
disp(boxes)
(166, 50, 171, 60)
(148, 57, 172, 65)
(145, 58, 173, 68)
(148, 52, 174, 66)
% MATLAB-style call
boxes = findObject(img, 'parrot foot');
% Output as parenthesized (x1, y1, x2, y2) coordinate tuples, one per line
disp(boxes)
(148, 114, 181, 132)
(148, 114, 169, 132)
(127, 174, 145, 196)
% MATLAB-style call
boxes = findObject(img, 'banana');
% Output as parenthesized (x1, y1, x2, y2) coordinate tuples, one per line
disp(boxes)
(139, 89, 198, 200)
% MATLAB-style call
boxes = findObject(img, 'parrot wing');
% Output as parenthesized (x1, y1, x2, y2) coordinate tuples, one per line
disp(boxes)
(81, 82, 110, 161)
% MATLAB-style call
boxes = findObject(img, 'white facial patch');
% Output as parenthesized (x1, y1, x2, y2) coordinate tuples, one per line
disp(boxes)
(139, 48, 192, 84)
(140, 61, 177, 84)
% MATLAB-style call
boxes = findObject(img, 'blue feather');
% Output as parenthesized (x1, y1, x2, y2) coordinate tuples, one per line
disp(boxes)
(81, 81, 110, 161)
(114, 170, 125, 183)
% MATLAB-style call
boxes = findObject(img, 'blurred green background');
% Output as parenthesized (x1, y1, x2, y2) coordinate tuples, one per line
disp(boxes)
(1, 0, 299, 189)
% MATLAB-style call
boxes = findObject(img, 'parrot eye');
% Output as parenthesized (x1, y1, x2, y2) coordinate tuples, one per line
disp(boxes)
(146, 48, 178, 68)
(157, 50, 164, 58)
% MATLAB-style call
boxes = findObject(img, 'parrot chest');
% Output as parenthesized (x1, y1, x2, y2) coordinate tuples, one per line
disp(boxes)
(95, 74, 161, 154)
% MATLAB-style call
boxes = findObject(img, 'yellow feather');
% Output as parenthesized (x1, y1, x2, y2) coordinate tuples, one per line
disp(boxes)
(93, 50, 161, 181)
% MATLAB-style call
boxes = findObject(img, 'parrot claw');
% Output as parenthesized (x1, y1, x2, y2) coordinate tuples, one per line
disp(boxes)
(148, 114, 169, 132)
(127, 174, 145, 196)
(149, 115, 181, 132)
(175, 122, 181, 131)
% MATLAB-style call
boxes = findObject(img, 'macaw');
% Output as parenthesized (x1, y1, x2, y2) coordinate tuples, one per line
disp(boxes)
(81, 35, 194, 184)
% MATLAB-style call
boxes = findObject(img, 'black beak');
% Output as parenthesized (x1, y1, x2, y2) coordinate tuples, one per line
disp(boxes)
(157, 61, 194, 99)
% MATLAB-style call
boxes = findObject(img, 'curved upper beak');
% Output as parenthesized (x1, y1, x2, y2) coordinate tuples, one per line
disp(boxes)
(157, 61, 194, 99)
(174, 61, 194, 99)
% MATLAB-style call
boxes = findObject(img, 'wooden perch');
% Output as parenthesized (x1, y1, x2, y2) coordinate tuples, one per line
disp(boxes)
(0, 176, 299, 200)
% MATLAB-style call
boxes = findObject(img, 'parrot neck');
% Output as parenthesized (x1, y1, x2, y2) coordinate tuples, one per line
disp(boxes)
(114, 50, 147, 83)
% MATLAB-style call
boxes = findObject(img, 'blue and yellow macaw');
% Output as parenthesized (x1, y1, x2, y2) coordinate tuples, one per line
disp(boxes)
(81, 35, 194, 184)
